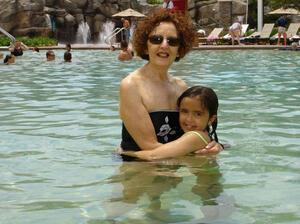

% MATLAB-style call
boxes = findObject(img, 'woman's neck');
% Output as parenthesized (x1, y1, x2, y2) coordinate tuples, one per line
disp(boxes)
(143, 63, 170, 81)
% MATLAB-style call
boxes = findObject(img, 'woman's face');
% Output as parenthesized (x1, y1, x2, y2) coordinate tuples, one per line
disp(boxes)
(15, 42, 21, 48)
(147, 22, 179, 67)
(179, 97, 213, 133)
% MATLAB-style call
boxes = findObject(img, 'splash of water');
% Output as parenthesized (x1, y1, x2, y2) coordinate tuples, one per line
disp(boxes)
(45, 14, 52, 28)
(99, 21, 115, 44)
(76, 22, 91, 44)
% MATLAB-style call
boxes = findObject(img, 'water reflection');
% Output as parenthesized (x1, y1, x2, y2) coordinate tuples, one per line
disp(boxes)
(103, 156, 234, 223)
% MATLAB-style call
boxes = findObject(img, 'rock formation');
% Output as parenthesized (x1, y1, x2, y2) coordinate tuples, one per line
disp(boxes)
(0, 0, 246, 43)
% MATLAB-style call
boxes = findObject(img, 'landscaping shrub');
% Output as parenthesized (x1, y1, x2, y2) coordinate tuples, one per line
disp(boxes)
(0, 36, 57, 46)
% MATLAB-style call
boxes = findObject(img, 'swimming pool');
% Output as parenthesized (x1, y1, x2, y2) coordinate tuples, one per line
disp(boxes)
(0, 50, 299, 223)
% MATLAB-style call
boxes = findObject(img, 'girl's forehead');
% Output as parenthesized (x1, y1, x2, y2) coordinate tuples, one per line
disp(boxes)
(180, 97, 204, 108)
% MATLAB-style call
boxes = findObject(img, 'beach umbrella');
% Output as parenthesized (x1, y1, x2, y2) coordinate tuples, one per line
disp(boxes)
(268, 7, 300, 15)
(112, 8, 146, 18)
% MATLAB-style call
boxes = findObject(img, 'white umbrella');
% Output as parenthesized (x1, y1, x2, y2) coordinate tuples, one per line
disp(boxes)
(112, 8, 146, 18)
(268, 7, 300, 15)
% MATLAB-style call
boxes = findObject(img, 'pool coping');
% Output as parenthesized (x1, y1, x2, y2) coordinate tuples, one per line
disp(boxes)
(0, 44, 295, 51)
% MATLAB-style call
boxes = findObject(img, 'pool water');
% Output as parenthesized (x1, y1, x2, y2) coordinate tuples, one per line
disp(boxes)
(0, 50, 299, 224)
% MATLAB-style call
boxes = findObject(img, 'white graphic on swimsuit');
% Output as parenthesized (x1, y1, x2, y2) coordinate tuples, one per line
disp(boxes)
(156, 116, 176, 142)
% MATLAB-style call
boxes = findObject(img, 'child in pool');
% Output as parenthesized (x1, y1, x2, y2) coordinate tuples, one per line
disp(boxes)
(121, 86, 219, 160)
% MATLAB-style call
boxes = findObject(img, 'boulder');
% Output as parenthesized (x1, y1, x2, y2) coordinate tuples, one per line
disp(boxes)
(60, 0, 78, 14)
(94, 14, 106, 33)
(74, 13, 84, 24)
(0, 0, 247, 43)
(45, 0, 57, 7)
(16, 0, 45, 11)
(70, 0, 88, 9)
(65, 13, 76, 25)
(14, 27, 51, 37)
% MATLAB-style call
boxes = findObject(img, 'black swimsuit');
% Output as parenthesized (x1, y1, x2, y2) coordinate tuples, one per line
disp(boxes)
(121, 111, 183, 151)
(11, 48, 23, 56)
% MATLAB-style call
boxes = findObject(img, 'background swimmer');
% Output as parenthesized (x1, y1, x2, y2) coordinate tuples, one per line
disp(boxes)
(46, 50, 55, 61)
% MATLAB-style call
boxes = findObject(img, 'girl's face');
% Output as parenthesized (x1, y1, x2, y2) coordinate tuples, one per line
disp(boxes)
(179, 96, 214, 132)
(147, 22, 179, 67)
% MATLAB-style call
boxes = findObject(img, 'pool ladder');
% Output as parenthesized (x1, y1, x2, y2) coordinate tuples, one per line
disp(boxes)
(104, 27, 126, 46)
(0, 26, 16, 43)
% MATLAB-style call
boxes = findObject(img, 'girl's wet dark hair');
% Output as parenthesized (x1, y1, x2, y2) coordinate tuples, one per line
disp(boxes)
(133, 9, 197, 61)
(177, 86, 219, 142)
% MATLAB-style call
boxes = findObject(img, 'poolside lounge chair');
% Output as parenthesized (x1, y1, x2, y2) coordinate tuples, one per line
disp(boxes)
(244, 23, 275, 44)
(198, 28, 224, 45)
(271, 23, 300, 39)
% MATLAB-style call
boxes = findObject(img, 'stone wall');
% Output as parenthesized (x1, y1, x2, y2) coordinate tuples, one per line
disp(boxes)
(188, 0, 246, 32)
(0, 0, 246, 42)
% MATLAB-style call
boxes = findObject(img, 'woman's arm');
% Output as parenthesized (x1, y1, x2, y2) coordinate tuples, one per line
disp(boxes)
(121, 131, 210, 160)
(8, 42, 14, 52)
(20, 42, 29, 50)
(119, 75, 162, 150)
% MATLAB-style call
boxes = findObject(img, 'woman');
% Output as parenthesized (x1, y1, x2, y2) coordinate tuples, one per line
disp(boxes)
(9, 41, 29, 56)
(119, 9, 222, 155)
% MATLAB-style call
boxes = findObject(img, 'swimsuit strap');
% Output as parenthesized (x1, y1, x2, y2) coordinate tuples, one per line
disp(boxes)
(188, 131, 208, 145)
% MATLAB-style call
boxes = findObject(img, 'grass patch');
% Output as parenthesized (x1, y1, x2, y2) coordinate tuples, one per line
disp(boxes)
(147, 0, 163, 4)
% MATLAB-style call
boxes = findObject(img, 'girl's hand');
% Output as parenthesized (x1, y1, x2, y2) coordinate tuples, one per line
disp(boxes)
(194, 141, 223, 154)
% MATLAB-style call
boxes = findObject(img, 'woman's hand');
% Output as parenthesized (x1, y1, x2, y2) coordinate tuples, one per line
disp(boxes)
(194, 141, 223, 155)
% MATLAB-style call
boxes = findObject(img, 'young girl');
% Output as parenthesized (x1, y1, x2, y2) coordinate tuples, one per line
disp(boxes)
(121, 86, 219, 160)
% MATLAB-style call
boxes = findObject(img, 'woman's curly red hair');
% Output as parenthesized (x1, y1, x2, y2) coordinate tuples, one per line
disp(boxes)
(133, 9, 197, 61)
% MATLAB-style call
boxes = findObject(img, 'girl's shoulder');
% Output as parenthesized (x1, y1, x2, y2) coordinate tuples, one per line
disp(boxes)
(184, 131, 210, 145)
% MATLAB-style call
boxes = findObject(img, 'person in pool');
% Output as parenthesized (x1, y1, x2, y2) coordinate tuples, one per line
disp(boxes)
(64, 51, 72, 62)
(46, 50, 55, 61)
(118, 40, 133, 61)
(121, 86, 219, 160)
(3, 54, 15, 65)
(119, 10, 223, 158)
(9, 41, 29, 56)
(65, 43, 72, 52)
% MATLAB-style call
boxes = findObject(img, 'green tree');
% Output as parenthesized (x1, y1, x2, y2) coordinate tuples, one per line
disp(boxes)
(266, 0, 300, 9)
(247, 0, 299, 28)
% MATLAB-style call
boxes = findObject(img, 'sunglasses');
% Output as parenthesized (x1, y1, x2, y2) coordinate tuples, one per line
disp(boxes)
(148, 35, 180, 47)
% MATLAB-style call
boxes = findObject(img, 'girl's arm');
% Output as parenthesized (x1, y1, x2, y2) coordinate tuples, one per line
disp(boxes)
(121, 131, 210, 160)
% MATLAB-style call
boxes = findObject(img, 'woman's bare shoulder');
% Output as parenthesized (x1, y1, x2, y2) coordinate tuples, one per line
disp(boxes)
(171, 76, 188, 93)
(120, 69, 143, 90)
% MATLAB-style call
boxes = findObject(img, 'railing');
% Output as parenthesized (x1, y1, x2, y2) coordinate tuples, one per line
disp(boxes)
(0, 26, 16, 43)
(104, 27, 126, 45)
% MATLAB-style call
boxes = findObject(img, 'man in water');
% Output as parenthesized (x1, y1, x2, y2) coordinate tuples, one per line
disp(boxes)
(46, 50, 55, 61)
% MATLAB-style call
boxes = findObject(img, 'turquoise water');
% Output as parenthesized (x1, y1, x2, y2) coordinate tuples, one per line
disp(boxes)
(0, 50, 299, 224)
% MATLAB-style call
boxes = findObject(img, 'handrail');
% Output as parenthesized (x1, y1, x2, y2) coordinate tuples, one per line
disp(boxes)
(104, 27, 126, 45)
(0, 26, 16, 43)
